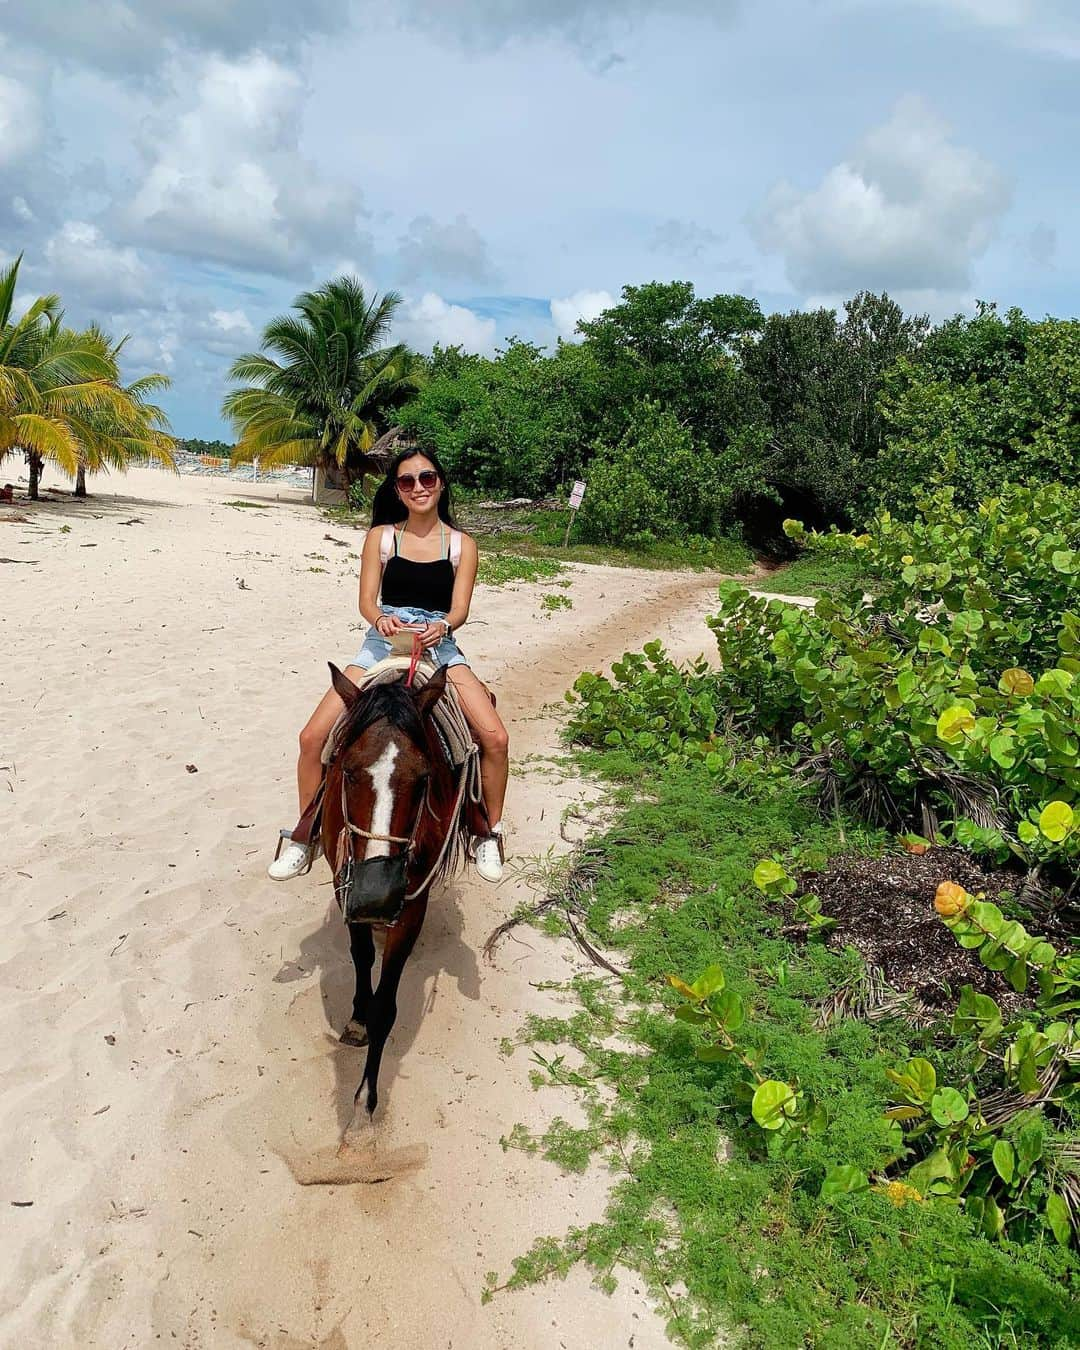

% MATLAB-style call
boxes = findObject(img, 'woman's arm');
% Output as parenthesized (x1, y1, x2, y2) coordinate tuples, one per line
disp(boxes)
(446, 532, 477, 632)
(358, 527, 403, 635)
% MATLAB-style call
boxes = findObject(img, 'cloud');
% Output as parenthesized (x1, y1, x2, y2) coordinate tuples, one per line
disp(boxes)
(192, 307, 258, 357)
(373, 1, 738, 53)
(750, 95, 1010, 300)
(648, 218, 725, 261)
(396, 214, 497, 285)
(395, 293, 497, 354)
(43, 221, 153, 307)
(121, 52, 368, 277)
(550, 288, 616, 340)
(3, 0, 346, 75)
(0, 72, 44, 168)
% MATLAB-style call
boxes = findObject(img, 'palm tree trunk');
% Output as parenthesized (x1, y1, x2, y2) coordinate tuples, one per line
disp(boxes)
(28, 452, 42, 501)
(75, 465, 87, 497)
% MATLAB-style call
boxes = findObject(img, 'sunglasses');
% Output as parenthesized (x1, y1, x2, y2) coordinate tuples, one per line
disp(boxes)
(396, 470, 439, 492)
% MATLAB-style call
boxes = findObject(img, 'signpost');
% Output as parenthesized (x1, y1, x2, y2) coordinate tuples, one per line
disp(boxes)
(564, 480, 587, 547)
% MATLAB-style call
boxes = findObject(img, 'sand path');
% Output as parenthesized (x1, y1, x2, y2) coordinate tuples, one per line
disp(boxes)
(1, 468, 732, 1349)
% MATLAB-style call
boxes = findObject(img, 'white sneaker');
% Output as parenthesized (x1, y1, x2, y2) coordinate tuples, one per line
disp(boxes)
(268, 837, 321, 881)
(473, 825, 505, 883)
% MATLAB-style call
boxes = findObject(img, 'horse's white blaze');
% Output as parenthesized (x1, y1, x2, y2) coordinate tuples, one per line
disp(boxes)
(363, 742, 400, 859)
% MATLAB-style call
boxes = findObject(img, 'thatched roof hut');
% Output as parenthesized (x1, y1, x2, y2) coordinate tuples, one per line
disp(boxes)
(368, 426, 422, 472)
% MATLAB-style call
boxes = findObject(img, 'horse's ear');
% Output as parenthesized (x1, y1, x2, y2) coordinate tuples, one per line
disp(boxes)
(329, 662, 361, 707)
(414, 664, 448, 719)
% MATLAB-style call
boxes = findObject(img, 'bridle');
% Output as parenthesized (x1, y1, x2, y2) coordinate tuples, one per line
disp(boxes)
(333, 728, 477, 907)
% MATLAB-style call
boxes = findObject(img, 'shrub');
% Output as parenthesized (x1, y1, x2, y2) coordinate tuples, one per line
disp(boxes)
(576, 402, 728, 544)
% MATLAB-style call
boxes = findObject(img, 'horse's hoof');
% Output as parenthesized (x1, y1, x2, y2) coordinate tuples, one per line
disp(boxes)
(340, 1019, 368, 1047)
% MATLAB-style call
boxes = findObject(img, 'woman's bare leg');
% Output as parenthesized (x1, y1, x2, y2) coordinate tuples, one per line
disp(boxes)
(447, 665, 509, 826)
(296, 664, 368, 815)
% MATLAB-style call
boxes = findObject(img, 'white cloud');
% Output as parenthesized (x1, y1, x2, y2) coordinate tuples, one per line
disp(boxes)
(550, 288, 616, 340)
(397, 214, 496, 284)
(122, 52, 368, 276)
(43, 220, 152, 307)
(751, 96, 1010, 301)
(395, 293, 497, 354)
(191, 307, 257, 357)
(0, 73, 44, 168)
(4, 1, 346, 75)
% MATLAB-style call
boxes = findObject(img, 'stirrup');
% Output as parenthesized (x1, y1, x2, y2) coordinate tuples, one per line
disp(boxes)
(273, 828, 317, 875)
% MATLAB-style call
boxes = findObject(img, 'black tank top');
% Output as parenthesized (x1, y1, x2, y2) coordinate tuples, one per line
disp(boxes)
(381, 528, 455, 613)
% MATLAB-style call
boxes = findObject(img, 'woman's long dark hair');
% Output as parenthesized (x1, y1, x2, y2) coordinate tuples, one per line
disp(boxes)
(370, 445, 459, 528)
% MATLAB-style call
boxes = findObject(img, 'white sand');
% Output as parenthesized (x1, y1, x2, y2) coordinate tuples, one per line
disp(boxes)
(1, 467, 733, 1349)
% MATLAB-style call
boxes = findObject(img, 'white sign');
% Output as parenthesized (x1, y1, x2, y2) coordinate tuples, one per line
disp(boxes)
(569, 480, 586, 510)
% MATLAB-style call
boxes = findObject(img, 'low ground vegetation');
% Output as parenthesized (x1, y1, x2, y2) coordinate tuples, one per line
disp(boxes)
(486, 482, 1079, 1346)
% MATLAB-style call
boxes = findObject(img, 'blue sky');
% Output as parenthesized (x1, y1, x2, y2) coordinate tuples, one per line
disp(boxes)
(1, 0, 1077, 437)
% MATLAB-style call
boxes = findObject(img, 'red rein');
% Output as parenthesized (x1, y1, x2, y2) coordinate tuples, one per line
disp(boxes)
(405, 632, 424, 688)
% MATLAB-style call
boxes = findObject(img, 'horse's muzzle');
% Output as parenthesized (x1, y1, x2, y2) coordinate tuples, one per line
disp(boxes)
(336, 852, 409, 925)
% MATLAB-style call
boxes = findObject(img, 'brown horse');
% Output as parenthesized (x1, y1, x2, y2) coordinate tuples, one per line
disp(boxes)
(320, 662, 476, 1137)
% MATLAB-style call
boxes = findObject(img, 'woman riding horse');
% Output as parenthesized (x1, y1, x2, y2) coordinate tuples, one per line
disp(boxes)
(269, 445, 509, 883)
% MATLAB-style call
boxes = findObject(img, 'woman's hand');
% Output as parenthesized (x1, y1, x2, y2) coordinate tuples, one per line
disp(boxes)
(375, 613, 404, 637)
(417, 621, 448, 651)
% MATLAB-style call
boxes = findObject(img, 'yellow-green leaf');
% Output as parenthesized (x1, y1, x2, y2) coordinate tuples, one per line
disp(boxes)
(999, 667, 1035, 697)
(937, 706, 976, 743)
(1038, 801, 1075, 843)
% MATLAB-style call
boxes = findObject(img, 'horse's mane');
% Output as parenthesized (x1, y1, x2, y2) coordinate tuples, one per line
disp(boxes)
(332, 674, 471, 893)
(337, 676, 429, 753)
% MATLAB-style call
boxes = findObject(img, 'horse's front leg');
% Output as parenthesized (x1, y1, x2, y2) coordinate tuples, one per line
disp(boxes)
(355, 897, 428, 1120)
(341, 922, 375, 1047)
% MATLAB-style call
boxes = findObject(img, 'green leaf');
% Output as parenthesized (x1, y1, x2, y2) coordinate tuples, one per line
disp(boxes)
(820, 1164, 869, 1201)
(709, 988, 745, 1031)
(694, 1044, 733, 1063)
(980, 1194, 1006, 1241)
(991, 1139, 1015, 1185)
(887, 1057, 937, 1105)
(930, 1087, 969, 1126)
(689, 965, 725, 999)
(1016, 1123, 1043, 1176)
(751, 1080, 798, 1130)
(1046, 1192, 1072, 1246)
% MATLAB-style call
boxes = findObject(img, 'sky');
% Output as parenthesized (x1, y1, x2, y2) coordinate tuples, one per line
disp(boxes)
(1, 0, 1077, 438)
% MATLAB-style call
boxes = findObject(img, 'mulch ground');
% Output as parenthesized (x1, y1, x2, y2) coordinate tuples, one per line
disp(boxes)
(796, 846, 1064, 1015)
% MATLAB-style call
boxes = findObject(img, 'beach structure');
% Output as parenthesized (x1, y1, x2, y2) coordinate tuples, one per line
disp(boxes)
(311, 425, 421, 505)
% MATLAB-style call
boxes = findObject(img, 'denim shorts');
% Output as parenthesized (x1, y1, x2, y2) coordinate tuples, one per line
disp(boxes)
(351, 605, 468, 670)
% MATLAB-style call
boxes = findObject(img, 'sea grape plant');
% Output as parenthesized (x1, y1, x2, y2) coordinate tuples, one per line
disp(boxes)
(666, 964, 826, 1147)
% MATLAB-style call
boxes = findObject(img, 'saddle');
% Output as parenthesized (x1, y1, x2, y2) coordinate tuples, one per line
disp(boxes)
(290, 658, 492, 848)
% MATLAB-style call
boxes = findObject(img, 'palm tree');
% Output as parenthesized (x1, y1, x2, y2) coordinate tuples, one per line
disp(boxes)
(223, 276, 425, 493)
(0, 256, 173, 499)
(71, 329, 175, 496)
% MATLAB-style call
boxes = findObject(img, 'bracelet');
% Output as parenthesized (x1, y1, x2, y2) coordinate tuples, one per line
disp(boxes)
(441, 619, 453, 639)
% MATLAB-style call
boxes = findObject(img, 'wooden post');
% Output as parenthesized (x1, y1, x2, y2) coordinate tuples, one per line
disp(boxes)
(563, 480, 586, 547)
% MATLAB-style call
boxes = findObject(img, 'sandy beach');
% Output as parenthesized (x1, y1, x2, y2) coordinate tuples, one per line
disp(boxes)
(1, 467, 732, 1350)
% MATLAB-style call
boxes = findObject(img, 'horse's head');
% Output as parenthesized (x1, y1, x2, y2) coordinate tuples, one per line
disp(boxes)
(325, 663, 449, 921)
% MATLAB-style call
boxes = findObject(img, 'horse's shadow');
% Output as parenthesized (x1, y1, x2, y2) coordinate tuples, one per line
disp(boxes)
(282, 881, 480, 1135)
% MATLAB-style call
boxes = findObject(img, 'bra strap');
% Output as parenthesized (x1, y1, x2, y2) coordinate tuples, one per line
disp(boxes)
(450, 529, 462, 570)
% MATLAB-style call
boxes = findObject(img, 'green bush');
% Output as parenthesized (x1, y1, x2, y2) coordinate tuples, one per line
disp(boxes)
(576, 402, 728, 545)
(876, 307, 1080, 510)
